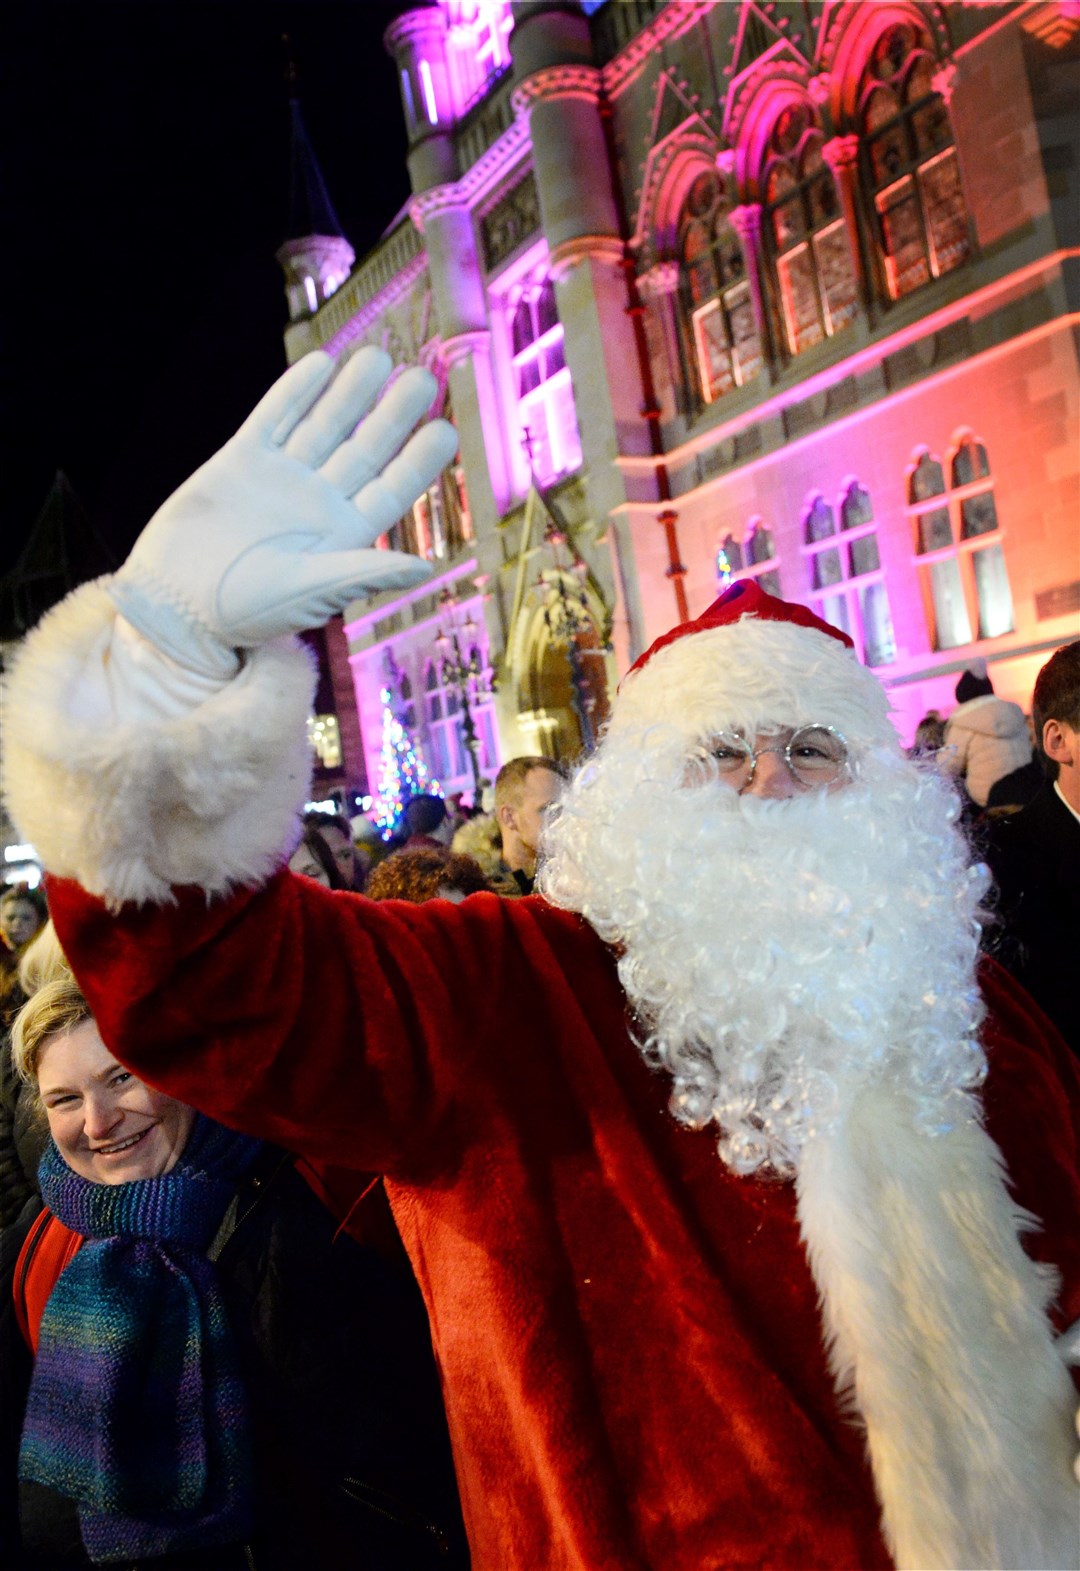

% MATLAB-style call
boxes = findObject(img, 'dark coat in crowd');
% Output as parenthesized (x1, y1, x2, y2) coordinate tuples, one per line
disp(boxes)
(983, 782, 1080, 1057)
(2, 1150, 469, 1571)
(0, 1037, 46, 1230)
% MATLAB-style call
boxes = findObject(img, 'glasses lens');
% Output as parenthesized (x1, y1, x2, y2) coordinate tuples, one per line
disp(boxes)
(710, 733, 753, 778)
(787, 726, 848, 785)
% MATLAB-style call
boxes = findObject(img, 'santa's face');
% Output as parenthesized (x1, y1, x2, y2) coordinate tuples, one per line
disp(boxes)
(687, 724, 852, 800)
(540, 626, 987, 1177)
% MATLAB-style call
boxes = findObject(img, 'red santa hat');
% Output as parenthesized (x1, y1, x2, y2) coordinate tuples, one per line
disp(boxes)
(615, 580, 894, 749)
(627, 580, 853, 679)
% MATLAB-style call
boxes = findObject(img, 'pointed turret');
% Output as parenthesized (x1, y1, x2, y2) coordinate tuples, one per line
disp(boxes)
(0, 472, 117, 640)
(275, 95, 355, 325)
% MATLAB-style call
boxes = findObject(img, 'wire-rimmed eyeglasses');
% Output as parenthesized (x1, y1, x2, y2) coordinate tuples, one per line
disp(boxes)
(708, 724, 851, 791)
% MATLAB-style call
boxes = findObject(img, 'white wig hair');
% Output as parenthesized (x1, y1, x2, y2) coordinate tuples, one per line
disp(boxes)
(540, 616, 990, 1177)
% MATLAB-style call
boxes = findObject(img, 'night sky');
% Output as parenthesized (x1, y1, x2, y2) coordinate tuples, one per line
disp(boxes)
(2, 1, 413, 574)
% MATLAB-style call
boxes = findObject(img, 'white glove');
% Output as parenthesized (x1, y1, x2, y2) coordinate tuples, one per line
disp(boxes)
(108, 348, 459, 677)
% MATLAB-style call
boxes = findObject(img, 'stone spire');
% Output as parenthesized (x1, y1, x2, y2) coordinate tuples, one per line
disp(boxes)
(275, 86, 355, 325)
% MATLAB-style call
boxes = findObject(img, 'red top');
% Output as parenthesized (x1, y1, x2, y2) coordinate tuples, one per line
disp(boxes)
(14, 1208, 84, 1354)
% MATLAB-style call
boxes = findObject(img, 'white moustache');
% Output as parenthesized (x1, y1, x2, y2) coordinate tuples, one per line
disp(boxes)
(544, 744, 987, 1176)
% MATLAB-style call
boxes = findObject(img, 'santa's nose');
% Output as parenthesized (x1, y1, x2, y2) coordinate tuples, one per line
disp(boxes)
(742, 748, 800, 800)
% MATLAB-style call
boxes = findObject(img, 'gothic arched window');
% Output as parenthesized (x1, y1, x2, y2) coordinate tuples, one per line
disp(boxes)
(859, 23, 970, 301)
(908, 436, 1012, 649)
(678, 171, 762, 404)
(763, 103, 857, 356)
(716, 519, 780, 597)
(803, 483, 896, 665)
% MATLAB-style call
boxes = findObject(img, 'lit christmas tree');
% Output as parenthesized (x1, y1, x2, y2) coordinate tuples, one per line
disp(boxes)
(373, 686, 441, 838)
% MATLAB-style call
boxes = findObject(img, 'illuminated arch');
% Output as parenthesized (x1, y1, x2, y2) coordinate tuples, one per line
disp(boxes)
(819, 0, 951, 124)
(632, 132, 722, 262)
(727, 75, 815, 204)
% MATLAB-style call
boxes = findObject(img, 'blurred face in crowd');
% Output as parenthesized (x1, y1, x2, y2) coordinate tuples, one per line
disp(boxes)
(37, 1017, 196, 1185)
(1, 897, 44, 951)
(288, 840, 332, 887)
(500, 766, 562, 874)
(517, 768, 562, 853)
(318, 822, 360, 887)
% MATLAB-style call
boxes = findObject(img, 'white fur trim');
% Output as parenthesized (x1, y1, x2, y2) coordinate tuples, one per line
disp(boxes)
(4, 579, 316, 907)
(798, 1085, 1078, 1570)
(615, 617, 897, 753)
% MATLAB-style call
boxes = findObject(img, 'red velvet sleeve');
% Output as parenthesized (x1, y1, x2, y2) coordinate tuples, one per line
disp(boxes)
(978, 955, 1080, 1331)
(46, 872, 523, 1184)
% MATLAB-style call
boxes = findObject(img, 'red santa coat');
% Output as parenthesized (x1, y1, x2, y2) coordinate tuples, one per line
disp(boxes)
(48, 873, 1080, 1571)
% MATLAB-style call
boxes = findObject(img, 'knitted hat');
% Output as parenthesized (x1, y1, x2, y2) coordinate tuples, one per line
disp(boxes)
(627, 580, 853, 679)
(955, 667, 994, 704)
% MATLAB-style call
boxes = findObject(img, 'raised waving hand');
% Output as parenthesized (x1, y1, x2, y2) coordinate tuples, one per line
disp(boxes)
(110, 348, 459, 676)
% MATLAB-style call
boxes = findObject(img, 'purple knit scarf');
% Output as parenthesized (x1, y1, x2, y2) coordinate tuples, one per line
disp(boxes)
(20, 1115, 261, 1564)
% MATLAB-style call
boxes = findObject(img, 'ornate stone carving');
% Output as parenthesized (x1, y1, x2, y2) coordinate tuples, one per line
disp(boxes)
(479, 171, 542, 274)
(822, 135, 860, 173)
(511, 65, 602, 119)
(727, 204, 764, 245)
(930, 62, 958, 107)
(439, 329, 491, 372)
(638, 261, 681, 300)
(808, 72, 832, 107)
(410, 184, 472, 235)
(549, 234, 624, 282)
(601, 0, 713, 98)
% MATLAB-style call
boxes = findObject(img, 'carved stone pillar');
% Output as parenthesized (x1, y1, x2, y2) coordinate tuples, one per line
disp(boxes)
(511, 59, 652, 488)
(511, 66, 620, 259)
(821, 134, 870, 315)
(727, 203, 777, 373)
(410, 187, 502, 530)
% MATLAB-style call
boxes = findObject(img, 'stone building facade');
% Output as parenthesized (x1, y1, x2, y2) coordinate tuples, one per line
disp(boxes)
(280, 0, 1080, 805)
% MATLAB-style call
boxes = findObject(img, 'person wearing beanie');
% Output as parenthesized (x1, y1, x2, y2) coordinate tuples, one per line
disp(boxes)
(401, 793, 454, 850)
(940, 662, 1032, 808)
(4, 354, 1078, 1571)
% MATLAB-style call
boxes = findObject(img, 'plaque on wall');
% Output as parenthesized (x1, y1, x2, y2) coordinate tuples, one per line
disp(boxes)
(1035, 581, 1080, 620)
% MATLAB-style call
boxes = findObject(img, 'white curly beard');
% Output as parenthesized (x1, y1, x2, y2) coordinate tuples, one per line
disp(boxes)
(540, 727, 989, 1178)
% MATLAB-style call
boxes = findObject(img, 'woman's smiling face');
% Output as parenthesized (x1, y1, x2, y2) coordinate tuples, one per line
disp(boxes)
(36, 1018, 195, 1185)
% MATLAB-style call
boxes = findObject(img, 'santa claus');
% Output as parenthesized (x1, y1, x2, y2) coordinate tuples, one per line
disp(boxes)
(6, 351, 1079, 1571)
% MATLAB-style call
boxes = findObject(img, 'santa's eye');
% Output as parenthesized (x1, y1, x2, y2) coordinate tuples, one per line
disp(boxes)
(711, 739, 750, 772)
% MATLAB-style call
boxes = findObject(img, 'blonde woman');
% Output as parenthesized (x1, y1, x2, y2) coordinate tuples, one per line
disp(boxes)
(3, 961, 466, 1571)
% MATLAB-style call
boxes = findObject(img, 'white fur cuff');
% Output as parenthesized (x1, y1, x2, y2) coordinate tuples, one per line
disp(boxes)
(4, 579, 316, 906)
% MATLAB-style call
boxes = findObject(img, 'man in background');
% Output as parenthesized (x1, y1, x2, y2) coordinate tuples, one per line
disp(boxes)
(983, 640, 1080, 1055)
(493, 757, 563, 895)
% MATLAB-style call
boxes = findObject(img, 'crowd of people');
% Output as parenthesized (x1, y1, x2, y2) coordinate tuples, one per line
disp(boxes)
(0, 347, 1076, 1570)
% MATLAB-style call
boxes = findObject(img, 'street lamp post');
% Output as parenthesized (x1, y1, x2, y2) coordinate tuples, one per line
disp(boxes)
(434, 590, 490, 802)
